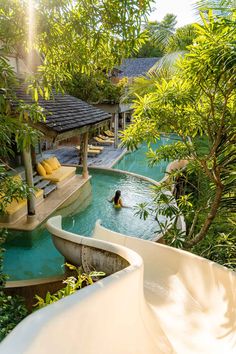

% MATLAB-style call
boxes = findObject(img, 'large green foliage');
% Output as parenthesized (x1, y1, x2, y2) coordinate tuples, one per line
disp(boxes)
(135, 14, 177, 58)
(34, 263, 105, 310)
(122, 11, 236, 249)
(0, 0, 152, 339)
(67, 72, 127, 104)
(0, 0, 152, 97)
(135, 15, 197, 58)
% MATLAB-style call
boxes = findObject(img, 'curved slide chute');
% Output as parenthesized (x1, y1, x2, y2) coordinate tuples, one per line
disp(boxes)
(0, 216, 235, 354)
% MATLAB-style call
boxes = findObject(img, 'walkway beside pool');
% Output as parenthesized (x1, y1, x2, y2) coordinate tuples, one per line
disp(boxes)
(43, 144, 126, 168)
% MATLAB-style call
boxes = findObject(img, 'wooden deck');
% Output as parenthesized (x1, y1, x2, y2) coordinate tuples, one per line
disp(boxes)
(1, 145, 127, 231)
(43, 144, 126, 168)
(0, 175, 90, 231)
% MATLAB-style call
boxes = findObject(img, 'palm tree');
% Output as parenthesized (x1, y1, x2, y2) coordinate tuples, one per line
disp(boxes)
(149, 13, 177, 51)
(195, 0, 236, 16)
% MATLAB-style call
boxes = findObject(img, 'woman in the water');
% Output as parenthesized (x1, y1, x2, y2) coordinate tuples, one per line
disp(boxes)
(109, 190, 131, 208)
(109, 190, 123, 208)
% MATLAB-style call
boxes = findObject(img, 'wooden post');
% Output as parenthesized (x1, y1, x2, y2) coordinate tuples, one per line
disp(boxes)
(22, 147, 36, 216)
(122, 112, 126, 130)
(114, 112, 119, 149)
(82, 131, 89, 179)
(31, 146, 36, 167)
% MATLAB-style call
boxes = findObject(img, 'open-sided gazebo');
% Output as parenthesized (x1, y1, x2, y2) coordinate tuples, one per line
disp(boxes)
(15, 86, 111, 217)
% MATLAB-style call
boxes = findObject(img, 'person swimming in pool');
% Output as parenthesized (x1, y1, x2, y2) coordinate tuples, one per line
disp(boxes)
(109, 190, 131, 209)
(110, 190, 123, 208)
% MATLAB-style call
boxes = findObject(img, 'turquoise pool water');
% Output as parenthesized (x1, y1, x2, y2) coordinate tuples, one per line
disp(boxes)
(4, 169, 162, 280)
(113, 134, 180, 181)
(4, 135, 178, 280)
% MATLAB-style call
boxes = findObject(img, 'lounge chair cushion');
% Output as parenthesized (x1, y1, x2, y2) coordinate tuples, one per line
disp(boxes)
(36, 163, 47, 177)
(41, 161, 53, 174)
(54, 157, 61, 168)
(94, 137, 113, 145)
(1, 189, 43, 215)
(42, 166, 76, 182)
(88, 145, 104, 151)
(104, 130, 114, 137)
(88, 149, 101, 155)
(45, 157, 59, 170)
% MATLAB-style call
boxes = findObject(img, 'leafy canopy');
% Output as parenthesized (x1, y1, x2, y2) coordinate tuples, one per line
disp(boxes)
(122, 11, 236, 247)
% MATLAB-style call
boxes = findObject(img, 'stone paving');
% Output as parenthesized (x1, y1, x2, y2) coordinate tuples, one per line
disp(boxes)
(43, 144, 126, 168)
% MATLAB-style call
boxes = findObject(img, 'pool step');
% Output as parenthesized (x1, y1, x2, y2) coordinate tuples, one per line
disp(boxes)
(43, 184, 57, 198)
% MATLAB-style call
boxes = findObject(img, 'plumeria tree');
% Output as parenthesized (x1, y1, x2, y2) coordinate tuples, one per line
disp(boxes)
(122, 10, 236, 248)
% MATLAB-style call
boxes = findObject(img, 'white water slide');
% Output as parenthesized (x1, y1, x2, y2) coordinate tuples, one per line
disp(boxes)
(1, 215, 235, 354)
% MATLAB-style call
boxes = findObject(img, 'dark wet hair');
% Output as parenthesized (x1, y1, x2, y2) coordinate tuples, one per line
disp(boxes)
(114, 190, 121, 205)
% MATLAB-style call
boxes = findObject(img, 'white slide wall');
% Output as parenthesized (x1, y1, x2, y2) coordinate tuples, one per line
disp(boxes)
(0, 216, 235, 354)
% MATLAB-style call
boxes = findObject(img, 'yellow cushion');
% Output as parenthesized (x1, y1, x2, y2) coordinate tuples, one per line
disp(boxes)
(5, 199, 27, 215)
(36, 163, 47, 177)
(3, 189, 43, 215)
(43, 166, 76, 182)
(54, 157, 61, 168)
(46, 157, 58, 170)
(41, 161, 53, 174)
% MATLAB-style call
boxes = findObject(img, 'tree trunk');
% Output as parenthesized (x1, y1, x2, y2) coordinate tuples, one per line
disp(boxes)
(114, 112, 119, 148)
(81, 132, 89, 179)
(22, 148, 36, 216)
(185, 184, 223, 248)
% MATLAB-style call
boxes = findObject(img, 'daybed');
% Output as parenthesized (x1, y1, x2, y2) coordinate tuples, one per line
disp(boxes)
(0, 176, 43, 223)
(36, 157, 76, 188)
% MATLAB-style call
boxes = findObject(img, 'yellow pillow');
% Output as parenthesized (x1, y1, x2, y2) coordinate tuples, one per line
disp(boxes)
(36, 163, 47, 177)
(54, 157, 61, 168)
(41, 161, 53, 174)
(45, 157, 58, 170)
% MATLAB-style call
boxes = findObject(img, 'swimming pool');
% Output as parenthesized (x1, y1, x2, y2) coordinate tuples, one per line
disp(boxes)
(4, 135, 178, 280)
(113, 134, 180, 181)
(4, 169, 163, 280)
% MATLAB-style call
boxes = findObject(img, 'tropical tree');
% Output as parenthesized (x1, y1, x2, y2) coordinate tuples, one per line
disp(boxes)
(165, 24, 197, 53)
(121, 11, 236, 249)
(0, 0, 153, 339)
(196, 0, 236, 16)
(135, 14, 177, 58)
(0, 0, 152, 204)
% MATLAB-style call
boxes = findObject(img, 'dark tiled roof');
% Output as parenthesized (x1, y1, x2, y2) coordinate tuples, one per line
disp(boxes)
(117, 57, 160, 78)
(15, 86, 111, 134)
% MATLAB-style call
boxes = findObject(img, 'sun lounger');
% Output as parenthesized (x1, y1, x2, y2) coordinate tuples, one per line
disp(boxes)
(104, 130, 115, 138)
(97, 134, 114, 141)
(93, 137, 114, 145)
(76, 145, 103, 153)
(88, 145, 104, 151)
(87, 149, 101, 157)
